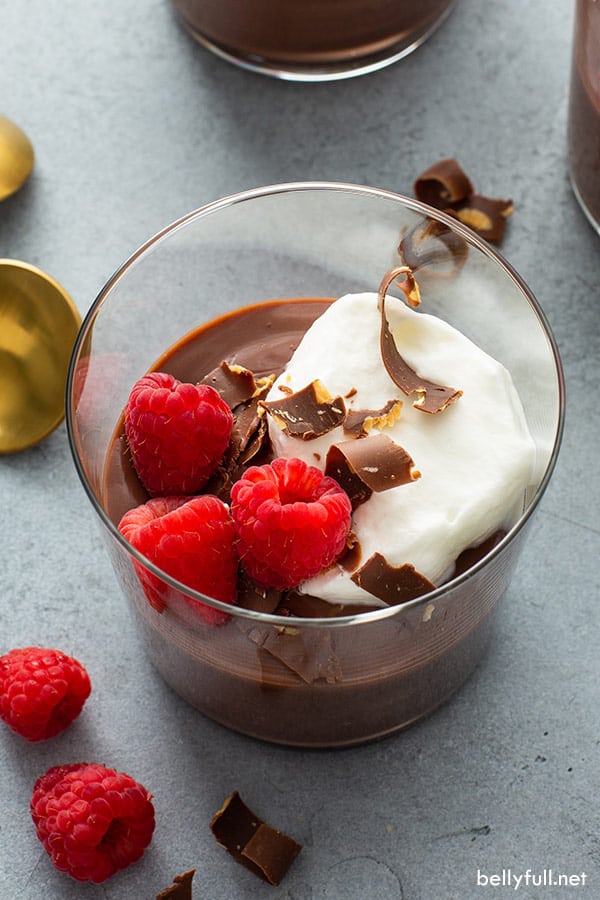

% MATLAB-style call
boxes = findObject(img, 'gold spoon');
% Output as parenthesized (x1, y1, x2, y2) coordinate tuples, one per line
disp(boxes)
(0, 116, 35, 201)
(0, 259, 81, 453)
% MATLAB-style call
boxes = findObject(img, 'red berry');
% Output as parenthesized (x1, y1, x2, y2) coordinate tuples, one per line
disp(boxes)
(125, 372, 233, 496)
(31, 762, 155, 883)
(118, 495, 238, 625)
(230, 457, 352, 590)
(0, 647, 91, 742)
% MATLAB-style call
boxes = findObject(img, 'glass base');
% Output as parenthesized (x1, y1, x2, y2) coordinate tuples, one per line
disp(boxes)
(569, 172, 600, 236)
(176, 4, 454, 82)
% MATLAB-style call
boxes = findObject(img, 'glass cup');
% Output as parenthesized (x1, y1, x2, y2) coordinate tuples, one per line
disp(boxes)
(568, 0, 600, 232)
(169, 0, 456, 81)
(66, 183, 564, 747)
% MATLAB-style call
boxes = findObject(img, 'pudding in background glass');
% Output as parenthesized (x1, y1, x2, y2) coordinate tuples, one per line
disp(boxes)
(170, 0, 455, 80)
(568, 0, 600, 232)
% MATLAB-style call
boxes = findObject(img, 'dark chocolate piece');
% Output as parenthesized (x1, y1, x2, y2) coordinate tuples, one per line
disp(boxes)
(413, 158, 513, 245)
(210, 792, 302, 886)
(452, 194, 513, 244)
(378, 268, 462, 414)
(351, 553, 435, 605)
(260, 380, 346, 440)
(325, 434, 419, 509)
(246, 624, 342, 684)
(156, 869, 195, 900)
(237, 570, 282, 615)
(414, 157, 474, 206)
(201, 360, 270, 409)
(343, 399, 403, 438)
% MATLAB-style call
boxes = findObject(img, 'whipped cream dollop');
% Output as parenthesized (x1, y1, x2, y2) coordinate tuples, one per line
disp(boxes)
(265, 291, 537, 607)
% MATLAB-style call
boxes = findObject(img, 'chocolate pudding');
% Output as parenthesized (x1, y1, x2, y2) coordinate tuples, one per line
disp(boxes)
(170, 0, 455, 76)
(101, 296, 519, 747)
(568, 0, 600, 230)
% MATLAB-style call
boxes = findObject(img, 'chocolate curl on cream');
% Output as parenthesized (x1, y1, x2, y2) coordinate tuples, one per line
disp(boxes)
(343, 398, 403, 438)
(414, 158, 513, 244)
(378, 267, 462, 414)
(210, 792, 302, 886)
(259, 380, 346, 440)
(325, 434, 420, 509)
(351, 553, 435, 605)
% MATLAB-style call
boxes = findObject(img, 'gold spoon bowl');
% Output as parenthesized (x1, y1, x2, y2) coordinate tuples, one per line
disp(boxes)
(0, 116, 35, 201)
(0, 259, 81, 453)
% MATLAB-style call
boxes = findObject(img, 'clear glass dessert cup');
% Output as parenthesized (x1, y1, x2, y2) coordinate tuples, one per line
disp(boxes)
(66, 183, 564, 748)
(169, 0, 456, 82)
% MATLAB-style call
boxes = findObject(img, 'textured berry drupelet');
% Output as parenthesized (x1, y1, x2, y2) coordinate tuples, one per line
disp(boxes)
(31, 762, 155, 883)
(230, 457, 352, 590)
(0, 647, 91, 742)
(118, 494, 238, 625)
(125, 371, 233, 497)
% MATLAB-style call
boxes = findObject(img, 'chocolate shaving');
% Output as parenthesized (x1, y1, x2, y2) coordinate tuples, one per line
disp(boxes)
(210, 792, 301, 886)
(201, 360, 271, 409)
(398, 217, 469, 277)
(246, 624, 342, 684)
(325, 435, 419, 509)
(260, 380, 346, 440)
(453, 194, 514, 244)
(351, 553, 435, 605)
(343, 399, 403, 438)
(414, 158, 513, 244)
(279, 589, 379, 618)
(414, 157, 474, 206)
(378, 267, 462, 414)
(156, 869, 196, 900)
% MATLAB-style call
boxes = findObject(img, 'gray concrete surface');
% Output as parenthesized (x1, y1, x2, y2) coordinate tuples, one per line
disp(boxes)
(0, 1, 598, 897)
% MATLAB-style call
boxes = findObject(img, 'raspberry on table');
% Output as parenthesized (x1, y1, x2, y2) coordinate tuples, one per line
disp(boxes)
(230, 457, 352, 590)
(118, 494, 238, 625)
(125, 371, 234, 497)
(0, 647, 91, 742)
(31, 762, 155, 883)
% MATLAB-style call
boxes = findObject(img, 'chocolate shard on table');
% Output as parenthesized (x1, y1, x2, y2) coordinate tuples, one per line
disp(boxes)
(210, 791, 302, 886)
(414, 156, 474, 206)
(413, 158, 513, 244)
(452, 194, 513, 244)
(351, 552, 435, 605)
(378, 268, 462, 414)
(325, 434, 420, 509)
(156, 868, 196, 899)
(259, 379, 346, 439)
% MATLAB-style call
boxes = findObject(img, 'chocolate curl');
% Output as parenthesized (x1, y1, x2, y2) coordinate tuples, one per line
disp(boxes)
(210, 792, 302, 886)
(414, 158, 513, 245)
(259, 380, 346, 440)
(377, 267, 462, 414)
(350, 553, 435, 605)
(343, 398, 403, 438)
(325, 434, 420, 510)
(398, 217, 469, 276)
(414, 157, 474, 206)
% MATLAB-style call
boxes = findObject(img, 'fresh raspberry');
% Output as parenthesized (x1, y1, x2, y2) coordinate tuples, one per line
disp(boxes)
(230, 457, 352, 590)
(0, 647, 91, 742)
(31, 762, 155, 883)
(125, 371, 234, 497)
(118, 494, 238, 625)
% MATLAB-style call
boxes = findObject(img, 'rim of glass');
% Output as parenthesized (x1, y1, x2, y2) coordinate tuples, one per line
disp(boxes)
(66, 181, 566, 629)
